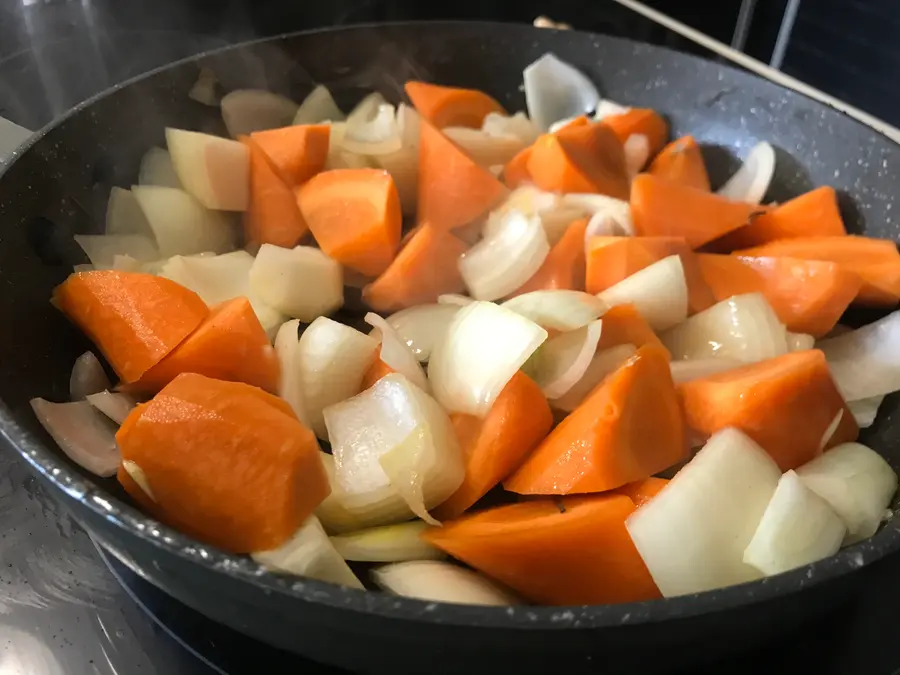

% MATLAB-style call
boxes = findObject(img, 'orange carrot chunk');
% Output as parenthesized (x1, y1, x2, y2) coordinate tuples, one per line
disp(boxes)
(242, 136, 309, 249)
(697, 254, 862, 337)
(405, 81, 506, 129)
(648, 136, 710, 191)
(615, 477, 669, 507)
(733, 235, 900, 307)
(510, 219, 589, 296)
(433, 372, 553, 520)
(679, 350, 858, 471)
(250, 124, 330, 186)
(595, 304, 671, 357)
(127, 297, 280, 394)
(363, 223, 470, 312)
(116, 373, 328, 553)
(503, 146, 534, 188)
(360, 347, 396, 391)
(602, 109, 669, 158)
(505, 345, 685, 494)
(631, 174, 757, 249)
(417, 119, 509, 231)
(297, 168, 402, 277)
(423, 494, 661, 605)
(54, 271, 209, 383)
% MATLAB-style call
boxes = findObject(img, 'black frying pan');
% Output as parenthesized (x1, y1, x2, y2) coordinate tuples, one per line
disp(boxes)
(1, 21, 899, 675)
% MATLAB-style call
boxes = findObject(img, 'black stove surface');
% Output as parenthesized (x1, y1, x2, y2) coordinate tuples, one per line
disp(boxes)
(1, 1, 900, 674)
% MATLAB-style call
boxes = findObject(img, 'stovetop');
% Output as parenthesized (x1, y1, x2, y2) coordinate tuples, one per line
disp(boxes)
(2, 1, 900, 674)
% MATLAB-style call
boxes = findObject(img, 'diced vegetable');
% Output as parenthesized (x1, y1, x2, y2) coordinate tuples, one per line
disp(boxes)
(131, 186, 235, 257)
(482, 111, 540, 145)
(849, 396, 884, 429)
(342, 97, 402, 156)
(788, 332, 815, 351)
(550, 343, 637, 412)
(595, 304, 669, 355)
(331, 521, 444, 562)
(373, 560, 518, 605)
(138, 147, 182, 189)
(526, 320, 603, 399)
(165, 128, 249, 211)
(383, 304, 460, 363)
(522, 53, 599, 132)
(273, 319, 311, 427)
(30, 398, 120, 477)
(105, 187, 155, 239)
(716, 142, 776, 205)
(69, 350, 111, 400)
(364, 313, 428, 392)
(406, 81, 506, 129)
(75, 234, 158, 268)
(596, 255, 689, 332)
(602, 108, 669, 158)
(501, 289, 606, 331)
(648, 136, 710, 191)
(669, 358, 742, 384)
(293, 85, 345, 125)
(512, 218, 588, 295)
(86, 390, 136, 425)
(443, 127, 525, 168)
(188, 67, 219, 107)
(221, 89, 298, 137)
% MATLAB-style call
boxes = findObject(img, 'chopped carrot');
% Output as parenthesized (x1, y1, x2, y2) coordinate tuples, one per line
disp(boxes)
(127, 297, 280, 394)
(586, 236, 715, 314)
(433, 372, 553, 520)
(360, 347, 395, 391)
(733, 235, 900, 306)
(423, 494, 660, 604)
(697, 254, 862, 337)
(297, 168, 402, 277)
(54, 271, 208, 383)
(596, 304, 670, 357)
(648, 136, 710, 191)
(527, 123, 630, 200)
(510, 219, 588, 296)
(710, 187, 846, 251)
(242, 136, 309, 249)
(602, 109, 669, 158)
(417, 119, 509, 231)
(505, 345, 686, 494)
(116, 373, 328, 553)
(405, 81, 506, 129)
(363, 223, 470, 312)
(503, 146, 533, 188)
(250, 124, 330, 186)
(679, 350, 858, 471)
(615, 477, 669, 507)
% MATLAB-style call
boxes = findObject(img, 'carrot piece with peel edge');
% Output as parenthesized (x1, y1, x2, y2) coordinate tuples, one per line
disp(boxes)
(127, 297, 280, 394)
(423, 494, 661, 604)
(602, 109, 669, 157)
(116, 373, 328, 553)
(678, 349, 858, 471)
(362, 223, 470, 312)
(648, 136, 710, 191)
(697, 254, 862, 337)
(504, 345, 686, 495)
(615, 477, 669, 507)
(433, 372, 553, 520)
(54, 270, 209, 383)
(509, 218, 588, 296)
(297, 168, 402, 277)
(596, 304, 670, 358)
(250, 124, 330, 186)
(405, 81, 506, 129)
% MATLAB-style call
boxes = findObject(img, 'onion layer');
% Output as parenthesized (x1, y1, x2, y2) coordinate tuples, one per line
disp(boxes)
(331, 521, 444, 562)
(273, 320, 311, 428)
(365, 313, 429, 391)
(502, 290, 607, 331)
(526, 320, 603, 399)
(70, 351, 111, 400)
(75, 234, 158, 268)
(597, 255, 688, 332)
(373, 561, 519, 606)
(105, 187, 154, 239)
(443, 127, 525, 167)
(669, 358, 743, 384)
(221, 89, 298, 137)
(293, 85, 345, 125)
(849, 396, 884, 429)
(86, 391, 136, 425)
(30, 398, 120, 477)
(138, 147, 183, 189)
(482, 111, 540, 145)
(385, 304, 461, 362)
(551, 343, 637, 412)
(249, 245, 343, 323)
(717, 142, 776, 205)
(523, 53, 600, 132)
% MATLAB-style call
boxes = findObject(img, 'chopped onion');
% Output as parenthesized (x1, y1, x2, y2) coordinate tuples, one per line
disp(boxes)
(324, 123, 372, 170)
(437, 294, 474, 307)
(74, 234, 158, 268)
(796, 442, 898, 543)
(623, 134, 650, 177)
(502, 290, 607, 331)
(669, 358, 743, 384)
(86, 391, 136, 425)
(326, 373, 464, 525)
(788, 332, 815, 351)
(123, 460, 155, 501)
(252, 516, 363, 589)
(526, 320, 603, 399)
(551, 343, 637, 412)
(131, 185, 234, 258)
(73, 264, 94, 274)
(188, 66, 219, 107)
(293, 85, 345, 125)
(817, 310, 900, 402)
(541, 207, 590, 244)
(428, 301, 548, 417)
(849, 396, 884, 429)
(443, 127, 525, 167)
(375, 145, 418, 215)
(70, 351, 111, 400)
(819, 409, 844, 452)
(30, 398, 121, 477)
(597, 255, 689, 332)
(385, 304, 461, 362)
(165, 128, 249, 211)
(593, 99, 631, 120)
(482, 111, 540, 145)
(138, 147, 182, 189)
(113, 254, 142, 272)
(221, 89, 298, 137)
(459, 210, 549, 301)
(493, 185, 560, 221)
(343, 99, 402, 155)
(365, 313, 429, 391)
(373, 560, 518, 606)
(743, 470, 847, 576)
(661, 293, 789, 363)
(562, 193, 634, 238)
(331, 521, 444, 562)
(717, 142, 776, 205)
(105, 187, 154, 239)
(626, 428, 781, 597)
(248, 245, 343, 323)
(523, 53, 600, 132)
(273, 319, 311, 427)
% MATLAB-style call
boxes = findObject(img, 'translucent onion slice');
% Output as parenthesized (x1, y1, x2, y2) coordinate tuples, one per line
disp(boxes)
(365, 313, 429, 391)
(597, 255, 689, 332)
(819, 410, 844, 452)
(669, 358, 743, 384)
(343, 100, 402, 156)
(527, 320, 603, 399)
(74, 234, 158, 268)
(298, 317, 380, 439)
(550, 343, 637, 412)
(593, 99, 631, 120)
(459, 210, 549, 301)
(817, 310, 900, 402)
(165, 128, 250, 211)
(373, 104, 420, 214)
(626, 428, 781, 597)
(274, 319, 311, 428)
(252, 516, 363, 589)
(428, 301, 548, 417)
(70, 351, 111, 400)
(743, 470, 847, 576)
(249, 244, 343, 323)
(331, 521, 444, 562)
(482, 111, 540, 145)
(443, 127, 525, 168)
(717, 142, 776, 205)
(324, 123, 372, 170)
(661, 293, 789, 363)
(123, 460, 155, 501)
(541, 207, 589, 245)
(386, 304, 461, 362)
(523, 53, 600, 132)
(138, 147, 182, 189)
(624, 134, 650, 177)
(373, 561, 519, 606)
(221, 89, 298, 137)
(105, 187, 154, 239)
(502, 290, 607, 331)
(188, 66, 219, 107)
(30, 398, 120, 477)
(86, 391, 136, 425)
(562, 193, 634, 237)
(293, 85, 345, 125)
(849, 396, 884, 429)
(796, 442, 898, 544)
(788, 332, 815, 351)
(437, 294, 474, 307)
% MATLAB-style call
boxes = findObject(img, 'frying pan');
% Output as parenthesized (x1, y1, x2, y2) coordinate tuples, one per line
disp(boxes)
(1, 21, 899, 675)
